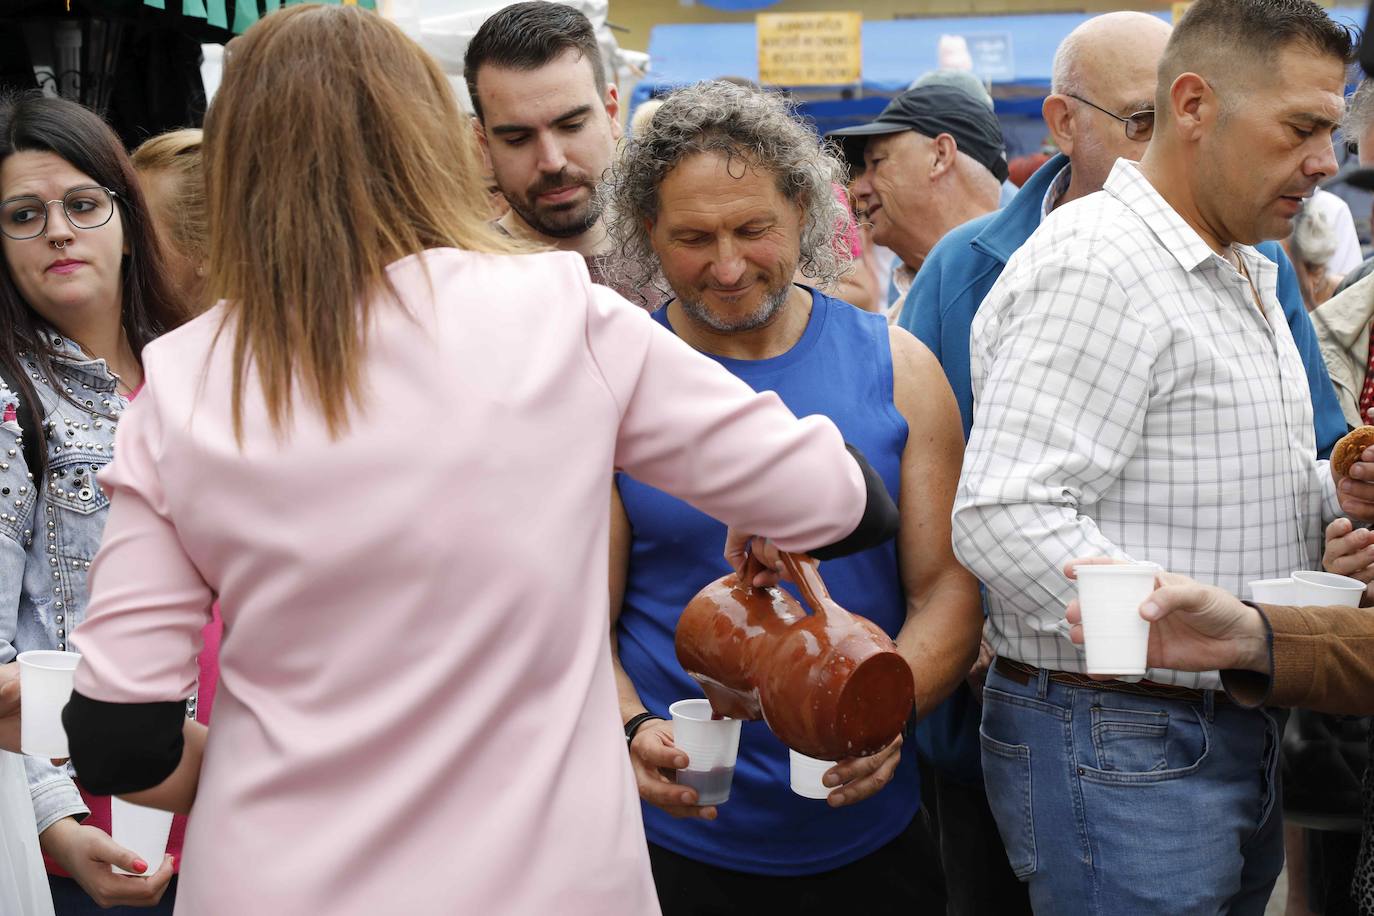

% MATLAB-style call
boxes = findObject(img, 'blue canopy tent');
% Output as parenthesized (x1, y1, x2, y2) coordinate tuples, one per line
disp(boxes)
(633, 6, 1369, 155)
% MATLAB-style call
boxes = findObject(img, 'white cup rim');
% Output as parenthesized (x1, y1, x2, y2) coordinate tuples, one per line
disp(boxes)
(788, 748, 835, 766)
(16, 650, 81, 671)
(669, 698, 734, 723)
(1290, 570, 1365, 591)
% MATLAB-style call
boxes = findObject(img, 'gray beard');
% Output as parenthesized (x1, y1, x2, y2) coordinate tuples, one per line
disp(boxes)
(677, 281, 791, 333)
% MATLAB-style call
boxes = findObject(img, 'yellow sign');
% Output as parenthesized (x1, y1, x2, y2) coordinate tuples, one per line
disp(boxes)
(1171, 2, 1193, 21)
(757, 12, 862, 87)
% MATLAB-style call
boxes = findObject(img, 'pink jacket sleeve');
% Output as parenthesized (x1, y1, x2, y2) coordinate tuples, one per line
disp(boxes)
(72, 376, 212, 704)
(584, 284, 865, 553)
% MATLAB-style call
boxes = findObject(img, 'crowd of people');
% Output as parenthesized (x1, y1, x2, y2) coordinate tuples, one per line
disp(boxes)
(0, 0, 1373, 914)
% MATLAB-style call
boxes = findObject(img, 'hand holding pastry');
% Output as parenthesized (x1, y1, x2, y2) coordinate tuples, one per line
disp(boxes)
(1330, 426, 1374, 521)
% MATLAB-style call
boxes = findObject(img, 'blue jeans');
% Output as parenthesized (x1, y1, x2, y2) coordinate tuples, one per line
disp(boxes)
(979, 664, 1284, 915)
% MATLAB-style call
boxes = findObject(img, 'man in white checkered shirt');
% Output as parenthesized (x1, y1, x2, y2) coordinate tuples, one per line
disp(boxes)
(952, 1, 1374, 912)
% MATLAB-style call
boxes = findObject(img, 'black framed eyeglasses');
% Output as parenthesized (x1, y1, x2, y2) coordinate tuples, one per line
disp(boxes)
(0, 186, 119, 241)
(1066, 93, 1155, 142)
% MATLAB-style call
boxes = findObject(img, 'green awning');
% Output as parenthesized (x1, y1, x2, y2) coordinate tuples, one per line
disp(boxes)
(137, 0, 378, 35)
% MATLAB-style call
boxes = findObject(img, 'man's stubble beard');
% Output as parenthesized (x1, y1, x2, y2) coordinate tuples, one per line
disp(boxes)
(507, 167, 604, 240)
(676, 276, 792, 333)
(509, 191, 604, 240)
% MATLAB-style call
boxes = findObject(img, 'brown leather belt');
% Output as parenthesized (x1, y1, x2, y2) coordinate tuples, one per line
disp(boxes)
(993, 657, 1229, 706)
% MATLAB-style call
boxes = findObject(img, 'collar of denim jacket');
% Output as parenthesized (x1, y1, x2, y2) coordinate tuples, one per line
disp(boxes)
(35, 327, 121, 394)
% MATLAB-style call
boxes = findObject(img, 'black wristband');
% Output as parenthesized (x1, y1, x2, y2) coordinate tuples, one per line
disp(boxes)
(624, 711, 664, 746)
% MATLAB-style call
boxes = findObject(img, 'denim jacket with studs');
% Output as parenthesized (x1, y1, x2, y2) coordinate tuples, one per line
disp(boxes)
(1, 330, 129, 834)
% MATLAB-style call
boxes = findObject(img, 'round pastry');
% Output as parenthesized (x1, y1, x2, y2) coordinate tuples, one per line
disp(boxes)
(1331, 425, 1374, 480)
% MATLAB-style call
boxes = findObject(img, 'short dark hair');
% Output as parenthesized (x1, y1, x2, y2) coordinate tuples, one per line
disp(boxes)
(1158, 0, 1355, 114)
(0, 93, 186, 481)
(464, 2, 607, 122)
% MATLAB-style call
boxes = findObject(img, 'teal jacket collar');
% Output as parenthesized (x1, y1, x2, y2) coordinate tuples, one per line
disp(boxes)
(970, 153, 1070, 265)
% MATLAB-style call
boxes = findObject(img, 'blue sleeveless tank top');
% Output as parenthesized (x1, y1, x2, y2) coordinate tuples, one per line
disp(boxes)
(615, 288, 918, 875)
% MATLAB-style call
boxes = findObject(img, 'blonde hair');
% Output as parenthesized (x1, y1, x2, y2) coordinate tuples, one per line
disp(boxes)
(203, 5, 524, 441)
(131, 129, 208, 265)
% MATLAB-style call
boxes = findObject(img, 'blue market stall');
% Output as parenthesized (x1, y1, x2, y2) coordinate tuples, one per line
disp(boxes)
(632, 6, 1368, 155)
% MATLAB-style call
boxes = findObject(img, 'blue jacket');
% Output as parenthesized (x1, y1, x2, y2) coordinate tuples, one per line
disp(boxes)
(898, 154, 1348, 783)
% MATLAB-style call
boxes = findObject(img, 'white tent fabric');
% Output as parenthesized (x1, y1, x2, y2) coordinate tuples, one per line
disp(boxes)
(382, 0, 648, 113)
(202, 1, 649, 111)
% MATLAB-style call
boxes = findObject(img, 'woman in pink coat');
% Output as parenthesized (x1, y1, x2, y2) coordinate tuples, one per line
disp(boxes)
(61, 7, 895, 915)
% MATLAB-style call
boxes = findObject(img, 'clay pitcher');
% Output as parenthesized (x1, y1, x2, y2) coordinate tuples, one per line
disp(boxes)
(675, 551, 914, 760)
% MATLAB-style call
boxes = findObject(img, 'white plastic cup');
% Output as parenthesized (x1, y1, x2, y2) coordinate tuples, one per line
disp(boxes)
(17, 650, 81, 758)
(789, 749, 834, 799)
(1248, 578, 1297, 604)
(1075, 563, 1159, 676)
(110, 797, 174, 876)
(668, 699, 742, 806)
(1290, 570, 1365, 608)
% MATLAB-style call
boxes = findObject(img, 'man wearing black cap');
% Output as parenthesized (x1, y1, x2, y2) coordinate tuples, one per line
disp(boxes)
(828, 85, 1006, 323)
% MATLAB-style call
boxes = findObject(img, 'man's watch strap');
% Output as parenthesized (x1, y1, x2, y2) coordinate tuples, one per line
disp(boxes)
(624, 711, 664, 746)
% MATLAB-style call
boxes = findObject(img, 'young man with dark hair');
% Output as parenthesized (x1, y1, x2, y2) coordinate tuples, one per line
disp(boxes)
(464, 1, 656, 306)
(954, 1, 1369, 912)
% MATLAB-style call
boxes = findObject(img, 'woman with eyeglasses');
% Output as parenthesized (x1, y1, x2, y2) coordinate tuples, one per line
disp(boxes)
(0, 93, 188, 913)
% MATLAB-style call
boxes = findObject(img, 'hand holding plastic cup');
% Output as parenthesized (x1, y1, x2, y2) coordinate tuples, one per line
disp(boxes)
(668, 699, 742, 806)
(789, 749, 835, 799)
(110, 797, 175, 876)
(17, 650, 80, 758)
(1074, 562, 1159, 676)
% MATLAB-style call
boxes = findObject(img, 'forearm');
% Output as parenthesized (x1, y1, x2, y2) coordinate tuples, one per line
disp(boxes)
(896, 573, 983, 716)
(38, 813, 84, 857)
(120, 720, 206, 816)
(1224, 603, 1374, 715)
(953, 501, 1128, 621)
(610, 635, 652, 724)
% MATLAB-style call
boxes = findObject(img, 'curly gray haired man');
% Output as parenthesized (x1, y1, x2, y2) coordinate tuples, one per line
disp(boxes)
(603, 81, 851, 327)
(606, 78, 982, 916)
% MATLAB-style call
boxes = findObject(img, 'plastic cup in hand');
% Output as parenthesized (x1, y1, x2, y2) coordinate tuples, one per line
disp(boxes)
(1075, 562, 1159, 676)
(17, 650, 80, 758)
(789, 749, 834, 799)
(111, 797, 174, 876)
(1248, 578, 1296, 604)
(1289, 570, 1365, 608)
(668, 699, 741, 806)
